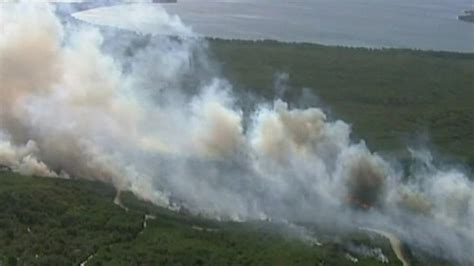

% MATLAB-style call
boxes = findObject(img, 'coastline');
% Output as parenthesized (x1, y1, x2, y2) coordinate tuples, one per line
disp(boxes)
(206, 37, 474, 56)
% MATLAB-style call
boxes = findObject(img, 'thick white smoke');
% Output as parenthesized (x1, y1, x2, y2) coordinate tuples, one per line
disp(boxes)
(0, 3, 473, 264)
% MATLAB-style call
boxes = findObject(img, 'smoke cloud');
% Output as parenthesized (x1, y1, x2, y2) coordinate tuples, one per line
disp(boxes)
(0, 3, 473, 264)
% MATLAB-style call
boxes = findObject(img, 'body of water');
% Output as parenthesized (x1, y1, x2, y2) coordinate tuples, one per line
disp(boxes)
(159, 0, 473, 52)
(72, 0, 474, 52)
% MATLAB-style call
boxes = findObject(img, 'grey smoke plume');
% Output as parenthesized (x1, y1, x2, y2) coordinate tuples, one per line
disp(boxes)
(0, 3, 473, 264)
(346, 243, 389, 264)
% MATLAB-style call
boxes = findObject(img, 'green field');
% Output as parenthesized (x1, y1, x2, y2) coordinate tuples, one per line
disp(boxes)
(209, 39, 474, 168)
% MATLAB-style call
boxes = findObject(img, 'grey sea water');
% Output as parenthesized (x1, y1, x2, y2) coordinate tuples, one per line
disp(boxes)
(160, 0, 473, 52)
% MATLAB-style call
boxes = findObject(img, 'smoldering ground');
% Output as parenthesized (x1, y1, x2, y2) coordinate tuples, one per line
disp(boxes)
(0, 3, 473, 264)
